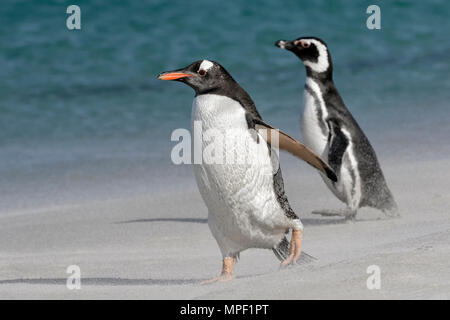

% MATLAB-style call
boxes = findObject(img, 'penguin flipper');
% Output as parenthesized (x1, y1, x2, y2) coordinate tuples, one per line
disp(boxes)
(273, 237, 317, 265)
(326, 118, 349, 174)
(247, 115, 337, 182)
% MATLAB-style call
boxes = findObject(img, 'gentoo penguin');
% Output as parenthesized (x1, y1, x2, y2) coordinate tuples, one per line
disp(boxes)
(275, 37, 398, 219)
(158, 60, 337, 282)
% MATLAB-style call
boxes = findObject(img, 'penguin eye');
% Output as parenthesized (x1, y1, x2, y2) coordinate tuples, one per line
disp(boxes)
(198, 69, 206, 76)
(300, 41, 310, 49)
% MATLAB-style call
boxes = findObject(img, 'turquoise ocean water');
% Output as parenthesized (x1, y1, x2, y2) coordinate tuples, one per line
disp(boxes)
(0, 1, 449, 212)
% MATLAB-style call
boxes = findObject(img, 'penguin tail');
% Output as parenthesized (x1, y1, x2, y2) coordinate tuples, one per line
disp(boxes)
(381, 200, 400, 218)
(272, 237, 317, 265)
(375, 187, 400, 218)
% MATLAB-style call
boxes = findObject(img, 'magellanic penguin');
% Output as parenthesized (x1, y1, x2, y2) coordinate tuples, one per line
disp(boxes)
(275, 37, 398, 219)
(158, 60, 337, 283)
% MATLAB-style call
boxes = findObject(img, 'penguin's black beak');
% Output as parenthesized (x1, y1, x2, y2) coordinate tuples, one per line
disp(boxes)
(158, 69, 194, 81)
(275, 40, 295, 51)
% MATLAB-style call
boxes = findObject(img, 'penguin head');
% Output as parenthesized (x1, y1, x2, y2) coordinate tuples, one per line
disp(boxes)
(275, 37, 332, 75)
(158, 60, 233, 95)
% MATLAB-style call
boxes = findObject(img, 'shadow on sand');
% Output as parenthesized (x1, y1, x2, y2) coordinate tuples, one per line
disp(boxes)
(116, 213, 388, 230)
(116, 217, 354, 226)
(116, 218, 208, 224)
(0, 273, 270, 286)
(0, 278, 201, 286)
(301, 218, 349, 226)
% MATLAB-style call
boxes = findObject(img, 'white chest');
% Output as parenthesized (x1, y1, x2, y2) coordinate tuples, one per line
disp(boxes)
(301, 78, 329, 157)
(190, 94, 288, 252)
(191, 94, 274, 201)
(192, 94, 248, 132)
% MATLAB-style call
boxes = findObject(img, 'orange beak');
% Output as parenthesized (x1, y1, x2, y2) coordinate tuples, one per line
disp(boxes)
(158, 72, 193, 81)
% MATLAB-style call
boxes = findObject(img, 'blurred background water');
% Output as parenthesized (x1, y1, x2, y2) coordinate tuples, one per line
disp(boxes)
(0, 0, 449, 213)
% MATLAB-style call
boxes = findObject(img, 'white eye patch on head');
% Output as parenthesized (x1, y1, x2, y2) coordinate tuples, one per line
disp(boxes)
(301, 39, 329, 73)
(199, 60, 214, 72)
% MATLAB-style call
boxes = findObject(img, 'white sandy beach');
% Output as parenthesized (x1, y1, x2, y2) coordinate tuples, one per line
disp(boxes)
(1, 0, 449, 301)
(1, 128, 449, 299)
